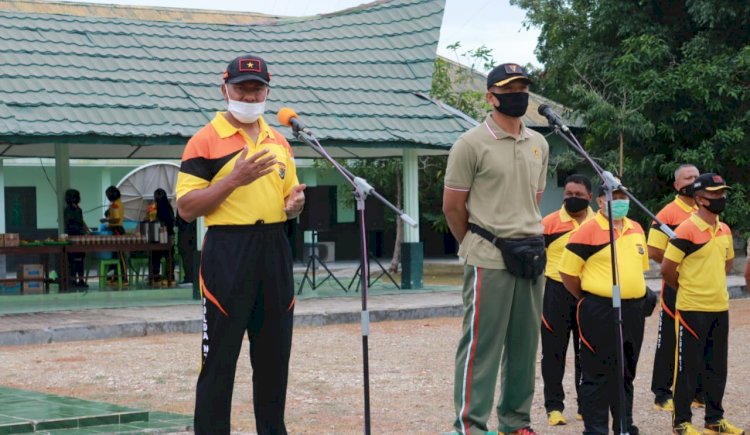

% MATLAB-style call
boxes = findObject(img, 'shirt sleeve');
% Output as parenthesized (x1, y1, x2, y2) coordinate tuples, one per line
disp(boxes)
(557, 230, 587, 278)
(176, 136, 212, 200)
(444, 137, 475, 190)
(646, 224, 669, 250)
(726, 226, 735, 260)
(664, 233, 688, 264)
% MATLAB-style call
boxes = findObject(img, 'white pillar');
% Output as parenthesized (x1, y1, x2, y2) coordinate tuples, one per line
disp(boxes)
(0, 159, 5, 276)
(402, 149, 419, 242)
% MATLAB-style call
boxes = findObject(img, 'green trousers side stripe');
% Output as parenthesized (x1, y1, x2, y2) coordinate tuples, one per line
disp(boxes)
(453, 266, 544, 435)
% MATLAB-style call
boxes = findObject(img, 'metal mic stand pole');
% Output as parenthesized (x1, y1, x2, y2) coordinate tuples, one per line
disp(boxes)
(546, 124, 675, 435)
(288, 125, 417, 435)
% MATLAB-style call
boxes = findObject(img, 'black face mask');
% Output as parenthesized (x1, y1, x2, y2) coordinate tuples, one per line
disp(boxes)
(564, 197, 589, 214)
(699, 196, 727, 214)
(677, 185, 692, 196)
(492, 92, 529, 118)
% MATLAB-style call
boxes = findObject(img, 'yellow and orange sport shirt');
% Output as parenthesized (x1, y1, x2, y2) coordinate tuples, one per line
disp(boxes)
(663, 214, 734, 312)
(646, 195, 697, 252)
(542, 205, 594, 282)
(176, 113, 299, 226)
(558, 212, 649, 299)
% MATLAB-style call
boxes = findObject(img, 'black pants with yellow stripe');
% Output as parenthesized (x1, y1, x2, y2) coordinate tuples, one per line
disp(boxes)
(577, 293, 645, 435)
(673, 310, 728, 427)
(541, 278, 581, 414)
(194, 223, 295, 435)
(651, 282, 677, 403)
(651, 283, 704, 405)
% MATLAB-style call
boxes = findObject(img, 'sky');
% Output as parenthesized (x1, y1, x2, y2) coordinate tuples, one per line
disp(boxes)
(56, 0, 542, 70)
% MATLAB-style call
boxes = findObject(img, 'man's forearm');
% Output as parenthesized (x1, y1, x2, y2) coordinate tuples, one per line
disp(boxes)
(444, 209, 468, 243)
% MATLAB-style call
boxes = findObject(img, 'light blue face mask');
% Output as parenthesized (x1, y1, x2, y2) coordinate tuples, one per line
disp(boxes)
(610, 199, 630, 219)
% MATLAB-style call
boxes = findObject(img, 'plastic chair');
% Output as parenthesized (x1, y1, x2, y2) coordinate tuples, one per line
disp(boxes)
(98, 259, 122, 290)
(129, 256, 150, 287)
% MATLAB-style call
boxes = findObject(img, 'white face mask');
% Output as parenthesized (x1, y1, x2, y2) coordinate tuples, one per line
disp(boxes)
(227, 96, 265, 124)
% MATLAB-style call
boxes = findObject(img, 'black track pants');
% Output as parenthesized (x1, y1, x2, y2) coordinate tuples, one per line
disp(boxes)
(541, 278, 581, 414)
(193, 223, 295, 435)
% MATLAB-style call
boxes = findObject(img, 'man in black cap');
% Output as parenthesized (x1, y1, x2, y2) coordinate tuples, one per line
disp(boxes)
(662, 173, 743, 435)
(444, 63, 548, 435)
(176, 54, 306, 435)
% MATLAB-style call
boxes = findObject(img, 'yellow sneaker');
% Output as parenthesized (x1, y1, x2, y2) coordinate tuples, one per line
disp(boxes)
(576, 413, 583, 421)
(673, 422, 703, 434)
(547, 410, 567, 426)
(704, 419, 745, 435)
(655, 398, 675, 412)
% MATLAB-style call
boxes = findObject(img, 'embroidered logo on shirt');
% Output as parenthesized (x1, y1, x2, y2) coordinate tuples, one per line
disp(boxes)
(636, 243, 644, 255)
(533, 146, 541, 158)
(278, 162, 286, 180)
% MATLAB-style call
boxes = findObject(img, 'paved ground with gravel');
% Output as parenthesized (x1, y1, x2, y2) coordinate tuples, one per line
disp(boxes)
(3, 298, 750, 434)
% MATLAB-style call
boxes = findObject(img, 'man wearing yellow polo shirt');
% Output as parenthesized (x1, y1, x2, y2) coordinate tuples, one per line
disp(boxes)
(176, 54, 306, 435)
(662, 173, 743, 435)
(558, 183, 649, 435)
(647, 164, 701, 411)
(541, 174, 594, 426)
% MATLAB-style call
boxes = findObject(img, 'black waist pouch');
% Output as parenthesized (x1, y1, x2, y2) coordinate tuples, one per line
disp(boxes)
(469, 224, 546, 279)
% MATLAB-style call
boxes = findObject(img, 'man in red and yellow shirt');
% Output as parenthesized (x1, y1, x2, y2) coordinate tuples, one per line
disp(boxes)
(176, 54, 305, 435)
(540, 174, 594, 426)
(558, 183, 649, 435)
(662, 173, 743, 435)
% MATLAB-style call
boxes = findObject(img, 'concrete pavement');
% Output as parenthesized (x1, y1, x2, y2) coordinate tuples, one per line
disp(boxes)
(1, 259, 748, 346)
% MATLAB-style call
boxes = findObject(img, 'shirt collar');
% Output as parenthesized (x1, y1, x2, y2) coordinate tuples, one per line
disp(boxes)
(211, 112, 276, 142)
(484, 113, 532, 141)
(674, 195, 698, 212)
(558, 205, 595, 225)
(689, 213, 721, 234)
(594, 210, 634, 232)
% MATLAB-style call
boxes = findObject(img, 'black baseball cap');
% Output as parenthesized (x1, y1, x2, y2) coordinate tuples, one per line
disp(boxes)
(223, 54, 271, 85)
(487, 63, 531, 89)
(692, 173, 731, 193)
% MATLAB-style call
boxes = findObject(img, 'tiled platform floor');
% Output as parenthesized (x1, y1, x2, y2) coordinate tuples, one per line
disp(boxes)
(0, 387, 191, 434)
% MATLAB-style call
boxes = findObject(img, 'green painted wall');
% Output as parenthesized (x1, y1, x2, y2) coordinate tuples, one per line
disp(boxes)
(5, 162, 167, 232)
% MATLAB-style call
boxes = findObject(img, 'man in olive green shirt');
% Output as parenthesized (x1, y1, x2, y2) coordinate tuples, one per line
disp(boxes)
(443, 63, 549, 435)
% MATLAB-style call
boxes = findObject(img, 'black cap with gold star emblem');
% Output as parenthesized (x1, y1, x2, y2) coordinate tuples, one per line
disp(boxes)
(223, 54, 271, 85)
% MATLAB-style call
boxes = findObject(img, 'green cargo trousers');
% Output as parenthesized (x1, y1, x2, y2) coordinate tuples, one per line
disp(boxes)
(453, 265, 544, 435)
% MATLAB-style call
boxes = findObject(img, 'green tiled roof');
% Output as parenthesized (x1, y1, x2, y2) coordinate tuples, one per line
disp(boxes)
(0, 0, 475, 158)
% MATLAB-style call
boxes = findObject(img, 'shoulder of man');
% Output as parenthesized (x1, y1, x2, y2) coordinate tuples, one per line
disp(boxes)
(183, 122, 220, 160)
(268, 126, 294, 157)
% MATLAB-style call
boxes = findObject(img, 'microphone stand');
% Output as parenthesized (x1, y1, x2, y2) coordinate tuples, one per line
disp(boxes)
(287, 123, 418, 435)
(545, 121, 673, 435)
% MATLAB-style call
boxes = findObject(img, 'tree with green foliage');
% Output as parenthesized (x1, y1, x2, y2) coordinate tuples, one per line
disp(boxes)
(513, 0, 750, 233)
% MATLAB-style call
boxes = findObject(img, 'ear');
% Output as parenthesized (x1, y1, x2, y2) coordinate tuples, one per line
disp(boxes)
(220, 84, 228, 102)
(486, 91, 498, 106)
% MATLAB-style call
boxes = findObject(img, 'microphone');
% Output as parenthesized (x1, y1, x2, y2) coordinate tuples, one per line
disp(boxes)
(277, 107, 312, 135)
(537, 104, 570, 133)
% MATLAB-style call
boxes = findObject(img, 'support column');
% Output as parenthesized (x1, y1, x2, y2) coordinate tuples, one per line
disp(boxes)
(54, 144, 71, 235)
(400, 149, 423, 289)
(0, 160, 5, 277)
